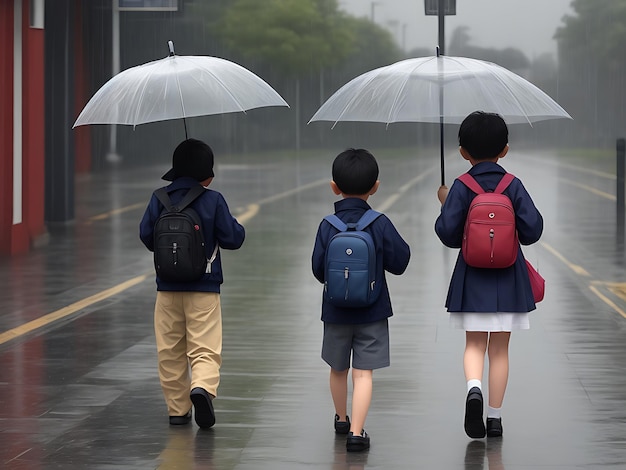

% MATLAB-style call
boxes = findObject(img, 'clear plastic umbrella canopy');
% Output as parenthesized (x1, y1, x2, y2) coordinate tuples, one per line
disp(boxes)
(73, 42, 289, 132)
(309, 53, 571, 184)
(309, 54, 571, 126)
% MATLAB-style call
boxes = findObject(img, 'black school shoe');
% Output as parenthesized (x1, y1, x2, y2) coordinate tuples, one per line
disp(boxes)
(464, 387, 486, 438)
(486, 417, 503, 437)
(190, 387, 216, 429)
(169, 409, 192, 425)
(334, 414, 351, 434)
(346, 430, 370, 452)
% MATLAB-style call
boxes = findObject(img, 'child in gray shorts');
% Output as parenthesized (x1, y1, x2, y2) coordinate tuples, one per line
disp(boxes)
(312, 148, 410, 452)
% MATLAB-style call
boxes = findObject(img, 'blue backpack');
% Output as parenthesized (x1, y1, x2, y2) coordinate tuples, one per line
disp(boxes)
(323, 210, 382, 308)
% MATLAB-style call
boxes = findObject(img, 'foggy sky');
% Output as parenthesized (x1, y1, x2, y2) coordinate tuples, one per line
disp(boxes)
(340, 0, 573, 58)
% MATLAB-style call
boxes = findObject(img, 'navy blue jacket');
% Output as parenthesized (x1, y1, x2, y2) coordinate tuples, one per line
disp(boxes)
(312, 198, 411, 324)
(139, 177, 245, 292)
(435, 162, 543, 312)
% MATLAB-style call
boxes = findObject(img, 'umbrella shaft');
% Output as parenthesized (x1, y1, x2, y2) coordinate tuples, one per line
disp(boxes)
(440, 119, 445, 185)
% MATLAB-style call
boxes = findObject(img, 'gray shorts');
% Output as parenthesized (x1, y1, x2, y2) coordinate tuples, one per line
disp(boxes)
(321, 319, 390, 371)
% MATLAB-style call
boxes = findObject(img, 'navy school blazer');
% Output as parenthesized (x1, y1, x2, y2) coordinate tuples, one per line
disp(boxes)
(140, 177, 245, 293)
(312, 197, 411, 324)
(435, 161, 543, 312)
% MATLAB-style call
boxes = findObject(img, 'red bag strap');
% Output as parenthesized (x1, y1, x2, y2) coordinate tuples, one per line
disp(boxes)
(457, 173, 515, 194)
(494, 173, 515, 194)
(457, 173, 484, 194)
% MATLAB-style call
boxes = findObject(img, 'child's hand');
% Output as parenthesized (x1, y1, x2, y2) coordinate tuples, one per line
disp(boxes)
(437, 185, 449, 204)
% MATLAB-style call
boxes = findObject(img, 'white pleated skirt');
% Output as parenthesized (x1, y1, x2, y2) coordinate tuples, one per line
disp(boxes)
(449, 312, 530, 332)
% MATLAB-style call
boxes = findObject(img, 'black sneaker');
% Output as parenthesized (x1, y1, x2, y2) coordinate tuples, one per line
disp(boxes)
(346, 430, 370, 452)
(190, 387, 216, 429)
(169, 409, 192, 425)
(334, 414, 350, 434)
(464, 387, 486, 438)
(486, 417, 503, 437)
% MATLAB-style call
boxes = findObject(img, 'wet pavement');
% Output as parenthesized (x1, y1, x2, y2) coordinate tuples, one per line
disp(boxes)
(1, 147, 626, 469)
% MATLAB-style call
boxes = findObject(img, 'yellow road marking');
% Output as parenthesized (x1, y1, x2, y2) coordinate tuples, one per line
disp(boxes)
(523, 154, 616, 180)
(21, 162, 612, 347)
(236, 204, 260, 225)
(376, 167, 436, 213)
(594, 281, 626, 291)
(257, 178, 329, 205)
(558, 178, 615, 201)
(589, 285, 626, 319)
(0, 274, 148, 346)
(85, 178, 331, 223)
(87, 203, 146, 223)
(544, 244, 626, 320)
(541, 242, 590, 276)
(2, 168, 431, 345)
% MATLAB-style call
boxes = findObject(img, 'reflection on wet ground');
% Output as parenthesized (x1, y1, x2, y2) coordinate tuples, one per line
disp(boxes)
(1, 149, 625, 469)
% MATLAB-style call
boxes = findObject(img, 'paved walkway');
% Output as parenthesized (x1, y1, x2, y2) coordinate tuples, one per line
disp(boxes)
(1, 148, 625, 469)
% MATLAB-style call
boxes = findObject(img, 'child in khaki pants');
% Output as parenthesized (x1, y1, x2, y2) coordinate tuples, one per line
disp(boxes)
(140, 138, 245, 428)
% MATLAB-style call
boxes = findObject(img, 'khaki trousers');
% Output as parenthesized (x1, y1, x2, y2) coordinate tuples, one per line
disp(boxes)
(154, 291, 222, 416)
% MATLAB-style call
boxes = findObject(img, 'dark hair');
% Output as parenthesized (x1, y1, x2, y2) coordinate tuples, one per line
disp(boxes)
(332, 148, 379, 195)
(458, 111, 508, 160)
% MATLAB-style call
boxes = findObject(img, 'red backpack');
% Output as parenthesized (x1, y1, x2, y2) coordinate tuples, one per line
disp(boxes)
(457, 173, 518, 268)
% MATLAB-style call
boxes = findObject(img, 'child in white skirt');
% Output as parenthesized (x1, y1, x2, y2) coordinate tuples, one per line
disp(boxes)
(435, 111, 543, 438)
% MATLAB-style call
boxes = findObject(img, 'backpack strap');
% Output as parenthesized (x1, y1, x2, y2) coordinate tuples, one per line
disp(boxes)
(154, 184, 205, 213)
(324, 209, 382, 232)
(356, 210, 383, 230)
(457, 173, 515, 194)
(494, 173, 515, 194)
(324, 214, 347, 232)
(206, 244, 219, 274)
(457, 173, 484, 194)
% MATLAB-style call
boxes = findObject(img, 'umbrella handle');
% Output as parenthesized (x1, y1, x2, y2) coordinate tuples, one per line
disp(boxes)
(168, 40, 175, 57)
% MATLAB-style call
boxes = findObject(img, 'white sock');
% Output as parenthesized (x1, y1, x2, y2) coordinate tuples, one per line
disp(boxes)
(467, 379, 482, 393)
(487, 406, 502, 419)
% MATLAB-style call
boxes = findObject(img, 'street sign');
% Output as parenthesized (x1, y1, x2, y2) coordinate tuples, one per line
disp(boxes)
(118, 0, 178, 11)
(424, 0, 456, 15)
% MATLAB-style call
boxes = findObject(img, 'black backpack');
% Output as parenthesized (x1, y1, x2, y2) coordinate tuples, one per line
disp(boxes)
(153, 185, 216, 282)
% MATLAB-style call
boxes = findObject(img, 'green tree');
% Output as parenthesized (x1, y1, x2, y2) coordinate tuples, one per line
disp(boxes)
(216, 0, 361, 150)
(449, 26, 530, 71)
(333, 15, 403, 78)
(555, 0, 626, 146)
(555, 0, 626, 70)
(211, 0, 406, 150)
(217, 0, 354, 75)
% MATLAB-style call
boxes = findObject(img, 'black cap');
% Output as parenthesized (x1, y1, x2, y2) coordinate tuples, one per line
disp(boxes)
(162, 138, 215, 181)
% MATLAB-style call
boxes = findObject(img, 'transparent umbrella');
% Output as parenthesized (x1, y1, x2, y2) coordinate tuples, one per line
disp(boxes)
(73, 41, 289, 138)
(309, 50, 572, 184)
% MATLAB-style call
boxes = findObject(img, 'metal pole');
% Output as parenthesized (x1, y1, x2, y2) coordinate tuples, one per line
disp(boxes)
(617, 138, 625, 238)
(437, 46, 445, 185)
(370, 2, 378, 22)
(437, 0, 445, 54)
(107, 0, 121, 162)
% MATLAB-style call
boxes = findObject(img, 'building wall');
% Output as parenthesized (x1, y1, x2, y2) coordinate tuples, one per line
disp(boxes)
(0, 2, 14, 253)
(22, 0, 47, 250)
(0, 0, 47, 255)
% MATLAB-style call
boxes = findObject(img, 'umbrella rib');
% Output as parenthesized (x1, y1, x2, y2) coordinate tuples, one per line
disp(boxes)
(387, 56, 440, 123)
(446, 56, 533, 125)
(131, 62, 162, 125)
(178, 56, 249, 113)
(173, 60, 187, 117)
(328, 68, 390, 128)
